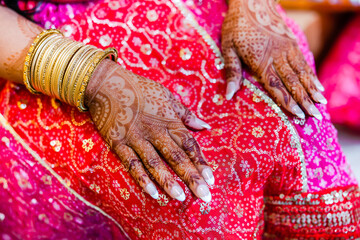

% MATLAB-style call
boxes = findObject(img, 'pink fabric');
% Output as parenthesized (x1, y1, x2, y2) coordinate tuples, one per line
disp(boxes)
(0, 0, 357, 238)
(182, 0, 356, 193)
(319, 15, 360, 131)
(0, 124, 127, 239)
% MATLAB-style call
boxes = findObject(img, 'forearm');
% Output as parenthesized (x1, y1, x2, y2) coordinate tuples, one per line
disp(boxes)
(0, 6, 43, 83)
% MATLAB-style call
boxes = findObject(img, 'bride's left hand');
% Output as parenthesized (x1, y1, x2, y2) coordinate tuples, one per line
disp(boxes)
(221, 0, 326, 120)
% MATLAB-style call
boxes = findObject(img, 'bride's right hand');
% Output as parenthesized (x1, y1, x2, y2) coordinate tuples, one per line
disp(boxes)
(84, 59, 214, 203)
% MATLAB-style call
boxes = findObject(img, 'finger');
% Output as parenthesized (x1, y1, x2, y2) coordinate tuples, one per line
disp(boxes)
(167, 124, 214, 186)
(166, 89, 211, 130)
(288, 48, 327, 104)
(260, 63, 306, 119)
(114, 145, 159, 199)
(290, 48, 325, 92)
(223, 46, 243, 100)
(273, 58, 323, 120)
(150, 129, 212, 203)
(129, 138, 186, 202)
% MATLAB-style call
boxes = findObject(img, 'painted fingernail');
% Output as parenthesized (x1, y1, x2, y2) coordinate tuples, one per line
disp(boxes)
(226, 82, 237, 100)
(170, 185, 186, 202)
(292, 105, 305, 119)
(201, 167, 215, 185)
(196, 184, 212, 203)
(308, 105, 323, 120)
(313, 92, 327, 104)
(145, 183, 159, 199)
(195, 118, 211, 130)
(314, 78, 325, 92)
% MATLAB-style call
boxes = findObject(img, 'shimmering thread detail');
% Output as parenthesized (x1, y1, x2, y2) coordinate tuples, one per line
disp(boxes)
(264, 186, 360, 238)
(0, 113, 130, 240)
(171, 0, 224, 64)
(244, 79, 308, 192)
(171, 0, 308, 192)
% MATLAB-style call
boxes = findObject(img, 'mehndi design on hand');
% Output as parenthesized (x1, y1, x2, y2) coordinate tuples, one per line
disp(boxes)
(85, 59, 214, 202)
(222, 0, 326, 120)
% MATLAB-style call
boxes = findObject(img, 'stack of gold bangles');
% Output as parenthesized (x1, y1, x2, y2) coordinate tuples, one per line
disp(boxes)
(23, 29, 118, 111)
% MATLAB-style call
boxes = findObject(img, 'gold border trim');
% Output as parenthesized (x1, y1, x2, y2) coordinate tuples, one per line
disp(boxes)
(171, 0, 224, 62)
(170, 0, 308, 192)
(0, 113, 130, 239)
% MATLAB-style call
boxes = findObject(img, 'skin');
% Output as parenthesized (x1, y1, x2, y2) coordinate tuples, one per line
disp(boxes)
(222, 0, 327, 120)
(85, 60, 214, 202)
(0, 6, 214, 202)
(0, 0, 327, 201)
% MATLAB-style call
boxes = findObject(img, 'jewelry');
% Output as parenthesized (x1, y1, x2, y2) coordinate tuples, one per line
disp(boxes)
(23, 29, 63, 94)
(23, 29, 118, 111)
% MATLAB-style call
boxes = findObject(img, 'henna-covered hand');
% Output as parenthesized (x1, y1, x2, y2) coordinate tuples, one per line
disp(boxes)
(85, 59, 214, 202)
(222, 0, 326, 120)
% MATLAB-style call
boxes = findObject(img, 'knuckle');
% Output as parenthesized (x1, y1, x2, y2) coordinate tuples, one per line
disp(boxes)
(127, 158, 140, 172)
(136, 173, 149, 185)
(147, 157, 161, 169)
(170, 150, 186, 164)
(183, 137, 197, 151)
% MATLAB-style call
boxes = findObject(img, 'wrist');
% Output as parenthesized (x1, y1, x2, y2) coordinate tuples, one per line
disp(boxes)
(84, 59, 118, 106)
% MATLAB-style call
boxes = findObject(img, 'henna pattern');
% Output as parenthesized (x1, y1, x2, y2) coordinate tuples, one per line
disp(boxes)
(0, 8, 43, 83)
(85, 59, 214, 202)
(222, 0, 327, 120)
(17, 14, 43, 39)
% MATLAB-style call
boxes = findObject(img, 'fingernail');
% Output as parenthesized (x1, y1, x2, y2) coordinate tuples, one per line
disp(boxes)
(145, 183, 159, 199)
(292, 105, 305, 119)
(226, 82, 237, 100)
(308, 105, 323, 120)
(314, 78, 325, 92)
(195, 118, 211, 130)
(201, 167, 215, 185)
(170, 185, 186, 202)
(313, 92, 327, 104)
(196, 184, 212, 203)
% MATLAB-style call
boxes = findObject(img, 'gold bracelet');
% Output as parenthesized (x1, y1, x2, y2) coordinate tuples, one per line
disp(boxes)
(52, 42, 83, 100)
(30, 34, 59, 87)
(47, 39, 73, 97)
(23, 29, 118, 112)
(40, 37, 66, 94)
(34, 36, 63, 93)
(23, 29, 63, 94)
(76, 47, 118, 111)
(61, 45, 96, 102)
(70, 49, 100, 106)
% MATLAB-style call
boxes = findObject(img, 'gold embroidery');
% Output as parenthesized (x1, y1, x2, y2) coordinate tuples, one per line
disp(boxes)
(157, 194, 169, 206)
(0, 113, 130, 239)
(171, 0, 308, 191)
(0, 177, 8, 189)
(82, 138, 94, 152)
(252, 126, 265, 138)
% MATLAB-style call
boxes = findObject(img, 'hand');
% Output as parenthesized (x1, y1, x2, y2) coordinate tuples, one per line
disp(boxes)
(84, 59, 214, 202)
(222, 0, 326, 120)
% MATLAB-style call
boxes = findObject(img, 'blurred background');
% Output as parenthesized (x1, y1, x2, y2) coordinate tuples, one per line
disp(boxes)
(280, 0, 360, 179)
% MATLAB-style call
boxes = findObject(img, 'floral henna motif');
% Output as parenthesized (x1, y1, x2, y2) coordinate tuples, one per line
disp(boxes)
(222, 0, 327, 120)
(85, 59, 214, 202)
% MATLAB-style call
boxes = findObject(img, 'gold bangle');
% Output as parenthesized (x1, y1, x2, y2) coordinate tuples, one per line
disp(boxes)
(70, 49, 100, 106)
(76, 47, 118, 111)
(52, 42, 83, 100)
(46, 39, 73, 97)
(34, 36, 63, 93)
(24, 29, 119, 112)
(40, 37, 66, 94)
(23, 29, 63, 94)
(61, 45, 95, 103)
(30, 34, 59, 87)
